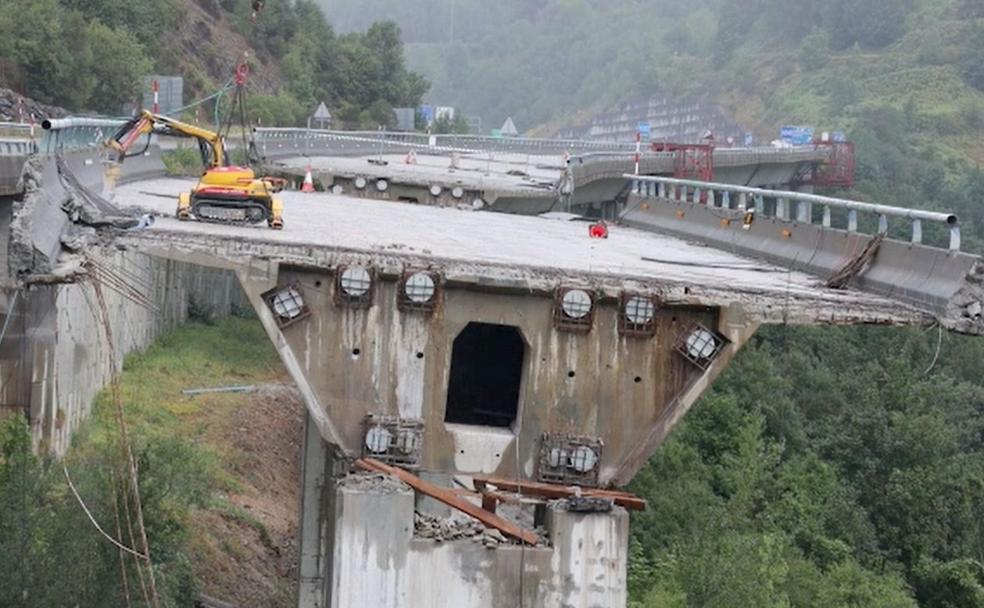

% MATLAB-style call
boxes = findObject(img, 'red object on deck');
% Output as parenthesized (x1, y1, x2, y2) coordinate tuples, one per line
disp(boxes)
(589, 222, 609, 239)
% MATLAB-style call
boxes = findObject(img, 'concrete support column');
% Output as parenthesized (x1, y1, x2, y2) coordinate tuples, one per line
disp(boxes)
(327, 475, 415, 608)
(297, 413, 330, 608)
(1, 198, 12, 286)
(545, 503, 629, 608)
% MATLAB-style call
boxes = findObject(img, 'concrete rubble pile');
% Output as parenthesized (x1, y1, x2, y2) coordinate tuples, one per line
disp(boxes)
(414, 510, 550, 548)
(337, 471, 409, 494)
(7, 150, 139, 283)
(945, 261, 984, 334)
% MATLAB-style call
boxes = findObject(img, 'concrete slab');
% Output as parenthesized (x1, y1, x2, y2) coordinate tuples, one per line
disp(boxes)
(279, 152, 563, 194)
(113, 177, 926, 327)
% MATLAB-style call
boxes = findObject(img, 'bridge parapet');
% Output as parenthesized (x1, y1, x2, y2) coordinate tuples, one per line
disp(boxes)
(254, 127, 642, 158)
(39, 117, 125, 154)
(0, 122, 36, 140)
(623, 175, 982, 330)
(0, 139, 37, 196)
(630, 175, 960, 250)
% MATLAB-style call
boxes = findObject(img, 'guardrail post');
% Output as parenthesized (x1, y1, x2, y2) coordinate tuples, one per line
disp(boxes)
(950, 225, 961, 251)
(622, 175, 960, 253)
(796, 201, 809, 223)
(633, 180, 640, 195)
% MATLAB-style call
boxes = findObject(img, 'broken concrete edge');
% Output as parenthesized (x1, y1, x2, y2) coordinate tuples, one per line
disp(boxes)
(622, 195, 983, 334)
(7, 155, 56, 277)
(115, 229, 939, 332)
(944, 259, 984, 334)
(7, 153, 139, 283)
(356, 457, 541, 545)
(55, 155, 139, 229)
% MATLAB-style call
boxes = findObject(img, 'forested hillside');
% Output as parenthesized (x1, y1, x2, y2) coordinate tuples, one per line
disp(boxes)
(322, 0, 984, 152)
(320, 1, 984, 606)
(1, 1, 983, 605)
(0, 0, 427, 127)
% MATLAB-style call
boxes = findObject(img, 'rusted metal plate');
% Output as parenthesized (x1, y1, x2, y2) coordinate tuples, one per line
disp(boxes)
(356, 458, 540, 545)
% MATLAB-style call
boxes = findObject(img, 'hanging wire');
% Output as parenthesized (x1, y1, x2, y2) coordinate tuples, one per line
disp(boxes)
(923, 322, 944, 375)
(63, 463, 149, 560)
(0, 289, 19, 344)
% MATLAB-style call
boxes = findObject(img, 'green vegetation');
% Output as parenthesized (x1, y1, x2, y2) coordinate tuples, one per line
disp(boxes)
(324, 0, 984, 153)
(246, 6, 428, 126)
(0, 318, 285, 607)
(3, 1, 984, 606)
(0, 0, 428, 128)
(629, 324, 984, 607)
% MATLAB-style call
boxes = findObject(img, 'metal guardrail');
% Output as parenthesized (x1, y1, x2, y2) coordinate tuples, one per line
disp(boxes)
(628, 175, 961, 251)
(254, 128, 641, 157)
(0, 139, 38, 156)
(0, 137, 38, 195)
(39, 117, 125, 155)
(254, 128, 834, 158)
(0, 122, 36, 140)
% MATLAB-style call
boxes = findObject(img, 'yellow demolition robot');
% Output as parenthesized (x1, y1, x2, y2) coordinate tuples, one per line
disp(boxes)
(106, 61, 284, 229)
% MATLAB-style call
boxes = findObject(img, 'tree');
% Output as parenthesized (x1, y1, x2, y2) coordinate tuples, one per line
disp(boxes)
(83, 21, 153, 113)
(799, 29, 831, 71)
(824, 0, 911, 50)
(961, 25, 984, 92)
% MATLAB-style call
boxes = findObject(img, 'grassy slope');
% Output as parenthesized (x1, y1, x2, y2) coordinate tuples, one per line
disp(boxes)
(72, 318, 302, 607)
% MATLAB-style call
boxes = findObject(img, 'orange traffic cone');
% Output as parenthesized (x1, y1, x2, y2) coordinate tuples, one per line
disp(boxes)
(301, 167, 315, 193)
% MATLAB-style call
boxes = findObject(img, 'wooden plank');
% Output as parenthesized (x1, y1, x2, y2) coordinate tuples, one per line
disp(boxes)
(355, 458, 540, 545)
(472, 475, 647, 511)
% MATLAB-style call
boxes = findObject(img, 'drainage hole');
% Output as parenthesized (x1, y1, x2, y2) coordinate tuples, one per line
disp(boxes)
(634, 376, 642, 384)
(416, 352, 425, 359)
(352, 348, 361, 357)
(568, 370, 576, 378)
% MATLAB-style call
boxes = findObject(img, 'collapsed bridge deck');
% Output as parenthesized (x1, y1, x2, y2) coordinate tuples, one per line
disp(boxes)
(114, 177, 926, 328)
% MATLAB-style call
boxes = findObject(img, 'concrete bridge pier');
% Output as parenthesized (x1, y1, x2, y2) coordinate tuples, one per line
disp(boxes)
(294, 410, 631, 608)
(209, 251, 761, 608)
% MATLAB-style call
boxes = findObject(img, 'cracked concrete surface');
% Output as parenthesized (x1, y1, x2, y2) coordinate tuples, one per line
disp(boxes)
(110, 176, 937, 330)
